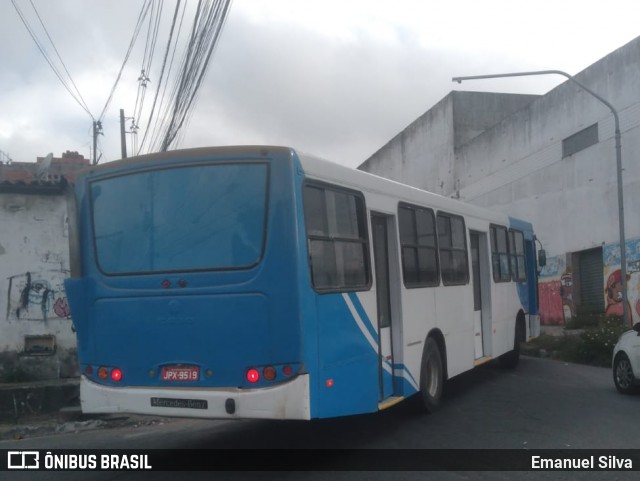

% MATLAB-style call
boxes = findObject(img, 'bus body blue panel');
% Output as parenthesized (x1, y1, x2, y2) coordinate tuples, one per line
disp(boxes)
(313, 294, 380, 418)
(66, 148, 305, 392)
(509, 216, 539, 316)
(290, 152, 380, 419)
(91, 294, 269, 386)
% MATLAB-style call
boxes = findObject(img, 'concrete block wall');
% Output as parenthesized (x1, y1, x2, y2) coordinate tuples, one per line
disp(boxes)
(0, 192, 78, 382)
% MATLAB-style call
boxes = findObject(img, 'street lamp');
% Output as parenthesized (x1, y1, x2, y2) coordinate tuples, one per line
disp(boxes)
(452, 70, 628, 324)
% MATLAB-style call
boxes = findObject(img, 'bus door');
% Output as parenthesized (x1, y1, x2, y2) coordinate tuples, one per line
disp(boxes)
(526, 238, 541, 338)
(470, 231, 492, 359)
(371, 213, 397, 401)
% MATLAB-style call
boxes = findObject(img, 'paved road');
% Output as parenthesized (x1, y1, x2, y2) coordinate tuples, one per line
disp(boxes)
(2, 356, 639, 480)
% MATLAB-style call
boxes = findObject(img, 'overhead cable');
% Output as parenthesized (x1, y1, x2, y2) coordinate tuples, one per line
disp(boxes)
(11, 0, 94, 119)
(158, 0, 233, 152)
(138, 0, 185, 154)
(99, 0, 153, 122)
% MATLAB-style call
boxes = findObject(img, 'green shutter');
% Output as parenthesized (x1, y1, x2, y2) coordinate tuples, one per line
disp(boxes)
(579, 248, 604, 313)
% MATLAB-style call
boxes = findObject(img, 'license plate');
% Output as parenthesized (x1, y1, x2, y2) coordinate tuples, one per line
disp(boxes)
(160, 365, 200, 382)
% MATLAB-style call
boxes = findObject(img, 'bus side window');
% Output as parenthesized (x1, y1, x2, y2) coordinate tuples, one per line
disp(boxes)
(509, 230, 527, 282)
(490, 225, 511, 282)
(303, 183, 370, 292)
(398, 203, 439, 288)
(437, 212, 469, 285)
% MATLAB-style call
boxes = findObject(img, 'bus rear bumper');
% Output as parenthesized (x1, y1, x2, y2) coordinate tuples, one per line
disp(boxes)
(80, 374, 311, 420)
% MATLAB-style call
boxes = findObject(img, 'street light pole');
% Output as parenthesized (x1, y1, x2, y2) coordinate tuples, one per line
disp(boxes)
(452, 70, 628, 324)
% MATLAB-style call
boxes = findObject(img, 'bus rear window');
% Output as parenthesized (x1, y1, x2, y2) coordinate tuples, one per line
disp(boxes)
(90, 162, 269, 274)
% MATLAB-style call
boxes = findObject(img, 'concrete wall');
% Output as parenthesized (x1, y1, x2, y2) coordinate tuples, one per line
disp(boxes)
(359, 94, 456, 196)
(0, 191, 78, 382)
(359, 36, 640, 326)
(455, 37, 640, 325)
(360, 91, 540, 196)
(456, 39, 640, 254)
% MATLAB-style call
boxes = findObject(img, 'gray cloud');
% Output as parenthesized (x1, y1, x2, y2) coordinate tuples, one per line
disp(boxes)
(1, 1, 638, 167)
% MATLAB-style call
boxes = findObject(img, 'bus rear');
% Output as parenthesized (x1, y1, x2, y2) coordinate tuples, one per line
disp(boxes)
(64, 146, 310, 420)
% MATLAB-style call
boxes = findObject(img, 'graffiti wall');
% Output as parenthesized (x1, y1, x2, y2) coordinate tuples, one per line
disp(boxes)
(0, 192, 78, 381)
(538, 254, 574, 325)
(603, 238, 640, 328)
(538, 237, 640, 326)
(6, 270, 71, 321)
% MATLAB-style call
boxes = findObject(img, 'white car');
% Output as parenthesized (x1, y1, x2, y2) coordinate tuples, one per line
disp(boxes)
(612, 323, 640, 394)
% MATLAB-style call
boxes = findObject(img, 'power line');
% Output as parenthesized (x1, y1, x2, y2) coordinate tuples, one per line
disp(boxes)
(153, 0, 233, 152)
(14, 0, 233, 161)
(138, 0, 186, 154)
(11, 0, 94, 119)
(132, 0, 164, 130)
(27, 0, 91, 116)
(99, 0, 153, 122)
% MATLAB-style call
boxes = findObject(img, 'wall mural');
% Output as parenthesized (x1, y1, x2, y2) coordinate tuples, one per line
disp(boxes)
(603, 239, 640, 328)
(6, 270, 70, 321)
(538, 238, 640, 326)
(538, 255, 567, 325)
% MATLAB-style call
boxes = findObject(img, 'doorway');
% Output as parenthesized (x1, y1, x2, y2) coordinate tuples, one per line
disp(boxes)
(371, 213, 395, 400)
(470, 231, 492, 359)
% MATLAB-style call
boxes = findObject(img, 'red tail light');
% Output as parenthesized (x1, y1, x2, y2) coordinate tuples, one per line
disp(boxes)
(246, 368, 260, 383)
(245, 363, 300, 385)
(111, 368, 123, 382)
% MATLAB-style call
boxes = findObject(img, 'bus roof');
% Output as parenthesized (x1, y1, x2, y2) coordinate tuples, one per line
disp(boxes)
(295, 149, 533, 232)
(74, 144, 532, 232)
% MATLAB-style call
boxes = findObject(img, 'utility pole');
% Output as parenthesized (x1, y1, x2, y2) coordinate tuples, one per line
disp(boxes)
(120, 109, 127, 159)
(92, 120, 103, 165)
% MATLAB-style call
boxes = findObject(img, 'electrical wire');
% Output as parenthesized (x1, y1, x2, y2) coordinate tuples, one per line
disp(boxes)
(98, 0, 153, 122)
(11, 0, 94, 119)
(132, 0, 163, 127)
(138, 0, 185, 154)
(155, 0, 232, 152)
(28, 0, 92, 117)
(10, 0, 228, 162)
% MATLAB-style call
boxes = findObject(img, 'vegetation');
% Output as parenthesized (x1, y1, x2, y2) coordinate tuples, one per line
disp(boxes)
(524, 314, 630, 368)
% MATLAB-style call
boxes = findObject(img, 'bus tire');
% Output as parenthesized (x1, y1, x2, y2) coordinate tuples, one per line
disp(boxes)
(419, 337, 444, 413)
(499, 316, 524, 369)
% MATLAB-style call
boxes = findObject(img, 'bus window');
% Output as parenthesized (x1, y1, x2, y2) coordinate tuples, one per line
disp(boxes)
(490, 225, 511, 282)
(437, 213, 469, 285)
(398, 203, 439, 287)
(509, 230, 527, 282)
(303, 183, 370, 291)
(90, 162, 269, 274)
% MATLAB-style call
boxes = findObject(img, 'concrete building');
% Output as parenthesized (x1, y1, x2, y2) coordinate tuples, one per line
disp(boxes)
(360, 36, 640, 326)
(0, 151, 89, 382)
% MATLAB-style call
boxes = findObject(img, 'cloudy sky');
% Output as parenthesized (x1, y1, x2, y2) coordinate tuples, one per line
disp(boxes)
(0, 0, 638, 168)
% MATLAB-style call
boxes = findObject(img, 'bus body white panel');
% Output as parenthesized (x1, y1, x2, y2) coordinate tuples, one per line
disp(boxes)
(490, 282, 521, 356)
(80, 374, 311, 420)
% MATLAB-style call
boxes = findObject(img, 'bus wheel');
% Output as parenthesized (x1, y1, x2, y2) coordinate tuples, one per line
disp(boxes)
(419, 337, 444, 413)
(499, 318, 523, 369)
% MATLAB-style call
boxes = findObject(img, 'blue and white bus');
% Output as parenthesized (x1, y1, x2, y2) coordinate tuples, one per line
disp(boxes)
(64, 145, 542, 420)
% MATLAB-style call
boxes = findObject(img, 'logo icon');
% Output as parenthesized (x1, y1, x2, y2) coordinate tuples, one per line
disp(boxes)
(7, 451, 40, 469)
